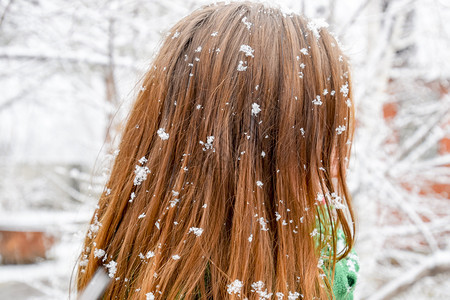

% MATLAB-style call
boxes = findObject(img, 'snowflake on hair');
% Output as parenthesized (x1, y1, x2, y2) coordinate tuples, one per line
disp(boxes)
(237, 60, 248, 71)
(340, 82, 349, 97)
(157, 128, 169, 140)
(240, 44, 255, 57)
(188, 227, 204, 237)
(336, 125, 346, 135)
(227, 279, 244, 296)
(251, 281, 273, 298)
(241, 16, 252, 30)
(312, 95, 322, 105)
(307, 18, 329, 39)
(199, 136, 215, 151)
(251, 103, 261, 116)
(134, 164, 150, 186)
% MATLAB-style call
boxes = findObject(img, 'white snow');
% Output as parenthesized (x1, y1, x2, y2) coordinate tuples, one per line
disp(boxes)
(240, 44, 254, 57)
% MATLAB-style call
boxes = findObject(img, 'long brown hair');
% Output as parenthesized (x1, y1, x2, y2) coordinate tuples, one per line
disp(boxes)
(76, 2, 356, 299)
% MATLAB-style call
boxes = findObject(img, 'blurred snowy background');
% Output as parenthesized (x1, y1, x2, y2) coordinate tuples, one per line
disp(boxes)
(0, 0, 449, 299)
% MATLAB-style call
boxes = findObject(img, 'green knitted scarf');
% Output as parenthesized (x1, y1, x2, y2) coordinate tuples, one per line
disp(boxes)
(330, 230, 360, 299)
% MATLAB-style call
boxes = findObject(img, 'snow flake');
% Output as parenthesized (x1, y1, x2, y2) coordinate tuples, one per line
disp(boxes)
(211, 31, 218, 37)
(155, 219, 160, 229)
(330, 90, 336, 96)
(146, 292, 155, 300)
(300, 63, 306, 69)
(298, 71, 304, 78)
(327, 192, 345, 209)
(307, 18, 329, 39)
(256, 180, 263, 187)
(88, 213, 102, 238)
(248, 234, 253, 242)
(105, 260, 118, 278)
(94, 248, 105, 259)
(172, 31, 180, 39)
(276, 292, 285, 299)
(194, 46, 202, 52)
(157, 128, 169, 140)
(318, 257, 324, 268)
(134, 165, 151, 186)
(227, 279, 244, 295)
(346, 99, 352, 107)
(300, 128, 305, 137)
(316, 193, 325, 204)
(199, 135, 215, 151)
(172, 254, 181, 260)
(340, 82, 349, 97)
(188, 227, 204, 237)
(237, 60, 248, 71)
(275, 212, 282, 221)
(169, 198, 180, 207)
(241, 16, 252, 30)
(300, 48, 308, 55)
(323, 89, 328, 95)
(312, 95, 322, 105)
(251, 281, 273, 299)
(336, 125, 346, 135)
(288, 291, 302, 300)
(129, 192, 136, 203)
(261, 151, 266, 157)
(79, 255, 88, 267)
(138, 156, 148, 164)
(258, 217, 269, 231)
(310, 228, 319, 237)
(138, 213, 146, 219)
(251, 103, 261, 116)
(240, 44, 255, 57)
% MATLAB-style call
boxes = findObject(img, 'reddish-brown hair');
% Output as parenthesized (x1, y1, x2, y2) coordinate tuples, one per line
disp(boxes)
(76, 2, 355, 299)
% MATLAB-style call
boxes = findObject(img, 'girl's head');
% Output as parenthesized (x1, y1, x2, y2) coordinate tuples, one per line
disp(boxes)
(77, 1, 355, 299)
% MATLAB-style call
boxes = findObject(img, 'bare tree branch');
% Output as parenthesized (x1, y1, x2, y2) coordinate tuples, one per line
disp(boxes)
(0, 0, 14, 29)
(366, 251, 450, 300)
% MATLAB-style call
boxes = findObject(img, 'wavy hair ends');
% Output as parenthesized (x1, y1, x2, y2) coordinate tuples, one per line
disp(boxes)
(76, 1, 356, 299)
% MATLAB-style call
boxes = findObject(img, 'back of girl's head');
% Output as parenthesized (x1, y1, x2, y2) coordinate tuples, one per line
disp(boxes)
(76, 1, 355, 299)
